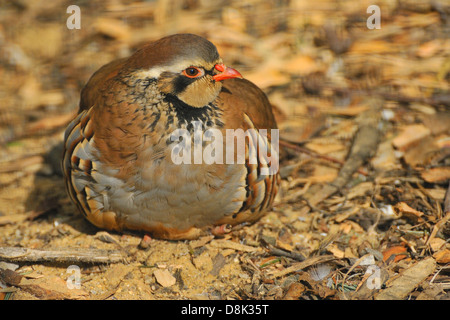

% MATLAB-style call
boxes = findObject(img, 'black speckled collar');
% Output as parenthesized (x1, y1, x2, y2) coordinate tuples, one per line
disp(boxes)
(164, 94, 224, 131)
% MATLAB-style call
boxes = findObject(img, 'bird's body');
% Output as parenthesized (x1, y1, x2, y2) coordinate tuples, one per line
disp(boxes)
(63, 34, 280, 239)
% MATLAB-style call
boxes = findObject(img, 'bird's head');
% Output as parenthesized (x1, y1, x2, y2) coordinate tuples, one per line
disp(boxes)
(127, 33, 242, 108)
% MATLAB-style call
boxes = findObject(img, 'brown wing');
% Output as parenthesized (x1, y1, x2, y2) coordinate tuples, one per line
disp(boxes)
(220, 78, 277, 130)
(217, 77, 280, 223)
(79, 57, 127, 113)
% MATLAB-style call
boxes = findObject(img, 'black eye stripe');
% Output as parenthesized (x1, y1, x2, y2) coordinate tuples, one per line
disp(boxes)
(205, 68, 215, 76)
(172, 75, 196, 94)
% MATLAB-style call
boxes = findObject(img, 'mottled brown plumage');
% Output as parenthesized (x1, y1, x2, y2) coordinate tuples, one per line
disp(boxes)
(63, 34, 280, 239)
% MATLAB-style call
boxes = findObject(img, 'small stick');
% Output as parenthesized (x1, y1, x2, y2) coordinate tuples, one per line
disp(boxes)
(0, 247, 126, 264)
(265, 243, 306, 262)
(422, 182, 450, 254)
(302, 99, 381, 207)
(445, 181, 450, 214)
(279, 139, 369, 176)
(269, 254, 335, 278)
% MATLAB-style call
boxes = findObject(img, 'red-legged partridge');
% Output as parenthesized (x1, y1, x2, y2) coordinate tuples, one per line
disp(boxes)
(62, 34, 280, 239)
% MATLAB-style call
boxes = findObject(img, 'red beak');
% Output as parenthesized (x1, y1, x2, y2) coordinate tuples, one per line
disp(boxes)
(212, 63, 242, 81)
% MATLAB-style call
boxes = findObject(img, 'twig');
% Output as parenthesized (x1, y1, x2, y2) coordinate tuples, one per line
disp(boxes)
(421, 182, 450, 254)
(445, 181, 450, 214)
(424, 211, 450, 251)
(0, 247, 126, 264)
(325, 85, 450, 107)
(279, 139, 368, 176)
(302, 98, 382, 207)
(340, 253, 373, 300)
(376, 92, 450, 108)
(269, 254, 335, 278)
(265, 243, 306, 262)
(0, 155, 44, 174)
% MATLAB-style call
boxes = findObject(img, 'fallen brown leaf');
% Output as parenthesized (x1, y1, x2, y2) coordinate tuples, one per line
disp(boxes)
(0, 214, 28, 226)
(153, 269, 176, 287)
(375, 257, 436, 300)
(433, 249, 450, 264)
(209, 239, 260, 253)
(392, 124, 431, 151)
(283, 282, 306, 300)
(0, 155, 43, 174)
(393, 202, 425, 223)
(403, 136, 439, 168)
(349, 40, 398, 54)
(94, 18, 131, 41)
(26, 111, 76, 135)
(18, 276, 88, 300)
(415, 39, 443, 58)
(421, 167, 450, 184)
(0, 269, 88, 300)
(281, 55, 322, 75)
(422, 111, 450, 135)
(382, 245, 408, 263)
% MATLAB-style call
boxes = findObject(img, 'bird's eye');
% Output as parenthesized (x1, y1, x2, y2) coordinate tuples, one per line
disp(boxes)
(182, 67, 203, 78)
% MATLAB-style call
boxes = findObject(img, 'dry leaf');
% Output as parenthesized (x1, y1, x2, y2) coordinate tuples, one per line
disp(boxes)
(289, 174, 338, 186)
(283, 282, 306, 300)
(422, 112, 450, 135)
(103, 264, 133, 288)
(209, 239, 260, 252)
(415, 39, 445, 58)
(94, 18, 131, 41)
(421, 167, 450, 184)
(26, 111, 76, 135)
(153, 269, 176, 287)
(394, 202, 425, 222)
(0, 214, 28, 226)
(382, 245, 408, 263)
(305, 141, 346, 155)
(19, 276, 88, 300)
(0, 155, 44, 174)
(403, 136, 438, 168)
(344, 247, 358, 259)
(347, 182, 374, 200)
(392, 124, 431, 151)
(326, 105, 370, 116)
(245, 68, 289, 88)
(0, 269, 23, 286)
(349, 40, 397, 54)
(429, 238, 446, 252)
(371, 140, 398, 170)
(394, 12, 440, 28)
(281, 55, 321, 75)
(375, 257, 436, 300)
(327, 243, 345, 259)
(189, 235, 215, 249)
(279, 114, 326, 144)
(433, 249, 450, 264)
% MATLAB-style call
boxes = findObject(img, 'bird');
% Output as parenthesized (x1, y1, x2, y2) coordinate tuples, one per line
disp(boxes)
(62, 33, 280, 240)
